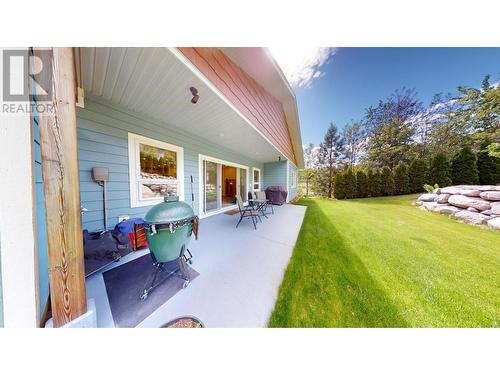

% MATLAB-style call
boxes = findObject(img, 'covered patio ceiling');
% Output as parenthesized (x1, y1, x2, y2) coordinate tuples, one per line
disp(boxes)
(76, 47, 288, 164)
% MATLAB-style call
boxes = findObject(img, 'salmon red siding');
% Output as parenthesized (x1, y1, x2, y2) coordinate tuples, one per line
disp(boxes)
(178, 47, 297, 165)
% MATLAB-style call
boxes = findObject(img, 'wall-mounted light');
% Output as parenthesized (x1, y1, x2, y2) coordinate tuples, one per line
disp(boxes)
(190, 87, 199, 104)
(278, 156, 281, 162)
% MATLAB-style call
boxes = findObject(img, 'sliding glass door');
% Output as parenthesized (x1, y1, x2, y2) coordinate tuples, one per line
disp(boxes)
(201, 155, 249, 216)
(239, 168, 247, 202)
(203, 160, 220, 213)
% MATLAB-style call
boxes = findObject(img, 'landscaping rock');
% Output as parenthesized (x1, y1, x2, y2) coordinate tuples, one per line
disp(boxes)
(460, 189, 481, 197)
(448, 195, 491, 211)
(418, 193, 438, 202)
(487, 217, 500, 230)
(453, 210, 489, 225)
(435, 193, 450, 204)
(491, 202, 500, 215)
(456, 185, 499, 191)
(441, 187, 461, 195)
(435, 205, 461, 215)
(421, 201, 439, 210)
(479, 191, 500, 201)
(415, 184, 500, 228)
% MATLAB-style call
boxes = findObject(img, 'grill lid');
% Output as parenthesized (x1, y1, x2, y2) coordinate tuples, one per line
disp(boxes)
(144, 196, 195, 225)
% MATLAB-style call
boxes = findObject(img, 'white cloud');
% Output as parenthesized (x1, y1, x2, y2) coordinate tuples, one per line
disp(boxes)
(270, 47, 335, 88)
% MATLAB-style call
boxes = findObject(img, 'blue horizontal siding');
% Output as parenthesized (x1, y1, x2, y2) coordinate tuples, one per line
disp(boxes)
(78, 97, 264, 232)
(263, 161, 288, 190)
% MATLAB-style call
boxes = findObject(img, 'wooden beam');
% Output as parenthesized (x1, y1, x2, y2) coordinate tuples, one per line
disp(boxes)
(33, 47, 86, 327)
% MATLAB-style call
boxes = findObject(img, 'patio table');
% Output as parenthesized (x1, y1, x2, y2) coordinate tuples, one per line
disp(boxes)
(248, 199, 269, 218)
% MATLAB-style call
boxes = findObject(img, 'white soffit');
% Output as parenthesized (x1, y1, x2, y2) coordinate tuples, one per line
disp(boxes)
(78, 47, 286, 164)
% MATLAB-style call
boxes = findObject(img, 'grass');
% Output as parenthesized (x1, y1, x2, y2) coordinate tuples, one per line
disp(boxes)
(268, 194, 500, 327)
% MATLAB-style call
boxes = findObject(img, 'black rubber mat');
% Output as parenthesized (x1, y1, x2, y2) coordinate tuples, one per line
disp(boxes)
(103, 254, 199, 327)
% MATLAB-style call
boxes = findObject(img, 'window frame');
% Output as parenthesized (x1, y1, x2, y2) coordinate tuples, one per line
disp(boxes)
(290, 169, 297, 189)
(253, 167, 261, 192)
(128, 133, 184, 208)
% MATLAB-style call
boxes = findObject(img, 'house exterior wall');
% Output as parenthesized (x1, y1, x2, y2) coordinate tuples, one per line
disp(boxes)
(263, 160, 288, 190)
(262, 160, 298, 201)
(178, 48, 297, 165)
(77, 97, 264, 232)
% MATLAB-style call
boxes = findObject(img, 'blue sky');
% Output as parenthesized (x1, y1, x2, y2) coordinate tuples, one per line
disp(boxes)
(271, 48, 500, 146)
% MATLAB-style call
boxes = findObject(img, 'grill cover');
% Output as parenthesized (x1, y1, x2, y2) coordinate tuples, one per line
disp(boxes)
(265, 186, 287, 205)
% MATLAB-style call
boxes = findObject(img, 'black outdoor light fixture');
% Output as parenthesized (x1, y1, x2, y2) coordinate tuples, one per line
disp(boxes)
(190, 86, 199, 104)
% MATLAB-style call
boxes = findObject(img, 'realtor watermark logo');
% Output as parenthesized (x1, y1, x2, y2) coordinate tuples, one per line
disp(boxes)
(2, 48, 54, 115)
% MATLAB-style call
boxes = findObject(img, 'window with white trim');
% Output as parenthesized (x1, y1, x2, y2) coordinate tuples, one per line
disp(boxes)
(128, 133, 184, 208)
(290, 169, 297, 188)
(253, 168, 261, 191)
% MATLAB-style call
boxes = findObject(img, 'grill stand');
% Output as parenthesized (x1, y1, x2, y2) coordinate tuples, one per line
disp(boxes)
(140, 245, 191, 301)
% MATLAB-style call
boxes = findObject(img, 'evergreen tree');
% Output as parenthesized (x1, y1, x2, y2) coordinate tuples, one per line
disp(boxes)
(342, 120, 366, 167)
(367, 168, 382, 197)
(394, 161, 410, 195)
(380, 166, 395, 196)
(344, 168, 357, 199)
(317, 123, 344, 198)
(333, 171, 346, 199)
(450, 146, 479, 185)
(409, 158, 428, 193)
(428, 153, 452, 187)
(364, 88, 423, 169)
(477, 149, 500, 184)
(356, 170, 368, 198)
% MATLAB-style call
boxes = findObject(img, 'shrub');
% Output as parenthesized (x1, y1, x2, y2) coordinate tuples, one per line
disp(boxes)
(394, 161, 409, 195)
(380, 166, 395, 196)
(409, 158, 428, 193)
(344, 168, 357, 199)
(477, 149, 500, 184)
(367, 168, 382, 197)
(423, 183, 439, 193)
(356, 170, 368, 198)
(333, 171, 346, 199)
(428, 153, 452, 187)
(451, 146, 479, 185)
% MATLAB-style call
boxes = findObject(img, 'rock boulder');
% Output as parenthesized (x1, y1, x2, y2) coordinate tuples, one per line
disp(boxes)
(491, 202, 500, 215)
(441, 187, 461, 195)
(435, 205, 461, 215)
(435, 194, 450, 204)
(453, 210, 489, 225)
(448, 195, 491, 211)
(479, 191, 500, 201)
(418, 193, 438, 202)
(460, 189, 481, 197)
(487, 217, 500, 230)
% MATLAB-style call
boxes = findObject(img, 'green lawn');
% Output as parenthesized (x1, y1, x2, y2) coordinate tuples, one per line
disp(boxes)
(269, 195, 500, 327)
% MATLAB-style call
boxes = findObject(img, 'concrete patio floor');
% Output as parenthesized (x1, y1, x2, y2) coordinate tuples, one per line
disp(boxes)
(85, 203, 306, 327)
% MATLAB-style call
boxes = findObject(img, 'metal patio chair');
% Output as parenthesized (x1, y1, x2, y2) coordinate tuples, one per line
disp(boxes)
(236, 194, 261, 230)
(256, 191, 274, 215)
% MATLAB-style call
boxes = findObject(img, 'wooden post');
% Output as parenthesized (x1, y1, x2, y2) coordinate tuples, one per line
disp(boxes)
(33, 47, 86, 327)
